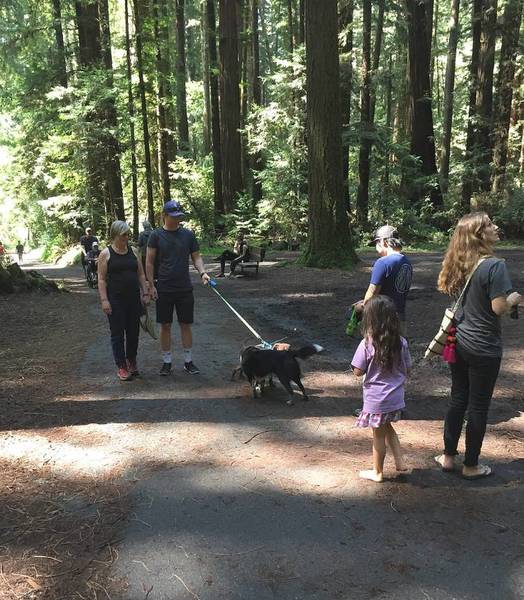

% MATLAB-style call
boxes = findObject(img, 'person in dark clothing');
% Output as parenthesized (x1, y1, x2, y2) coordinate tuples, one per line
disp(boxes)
(146, 200, 211, 377)
(80, 227, 99, 273)
(97, 221, 150, 381)
(138, 220, 152, 268)
(16, 241, 24, 264)
(85, 241, 101, 285)
(435, 212, 522, 480)
(215, 233, 250, 277)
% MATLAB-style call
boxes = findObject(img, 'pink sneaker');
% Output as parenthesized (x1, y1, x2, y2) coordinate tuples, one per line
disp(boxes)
(117, 367, 133, 381)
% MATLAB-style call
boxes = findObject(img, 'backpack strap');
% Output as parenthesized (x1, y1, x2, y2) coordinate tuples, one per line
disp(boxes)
(451, 258, 486, 312)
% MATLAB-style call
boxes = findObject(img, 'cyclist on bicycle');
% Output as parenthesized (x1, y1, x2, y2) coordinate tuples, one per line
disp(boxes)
(86, 242, 101, 286)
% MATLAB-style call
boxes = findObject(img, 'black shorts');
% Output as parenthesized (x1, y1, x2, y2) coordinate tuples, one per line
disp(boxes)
(156, 290, 194, 324)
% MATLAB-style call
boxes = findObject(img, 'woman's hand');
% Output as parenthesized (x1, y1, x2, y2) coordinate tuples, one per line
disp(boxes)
(507, 291, 523, 306)
(101, 299, 112, 315)
(141, 291, 151, 306)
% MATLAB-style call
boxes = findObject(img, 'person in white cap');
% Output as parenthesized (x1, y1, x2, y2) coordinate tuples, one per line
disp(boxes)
(358, 225, 413, 335)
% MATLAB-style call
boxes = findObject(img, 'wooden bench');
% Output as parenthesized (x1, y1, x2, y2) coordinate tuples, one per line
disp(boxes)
(239, 246, 266, 278)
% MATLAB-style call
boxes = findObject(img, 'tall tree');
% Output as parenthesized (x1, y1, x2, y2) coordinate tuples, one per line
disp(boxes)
(201, 0, 212, 154)
(440, 0, 460, 193)
(207, 0, 225, 225)
(51, 0, 67, 87)
(287, 0, 294, 54)
(356, 0, 372, 226)
(75, 0, 125, 223)
(492, 0, 522, 192)
(133, 0, 156, 226)
(176, 0, 191, 153)
(154, 0, 175, 200)
(405, 0, 442, 208)
(339, 0, 354, 212)
(125, 0, 139, 237)
(475, 0, 497, 192)
(461, 0, 482, 209)
(303, 0, 356, 267)
(218, 0, 243, 212)
(251, 0, 263, 205)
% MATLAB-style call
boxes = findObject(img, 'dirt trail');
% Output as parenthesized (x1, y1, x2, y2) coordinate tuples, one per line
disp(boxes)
(0, 250, 523, 599)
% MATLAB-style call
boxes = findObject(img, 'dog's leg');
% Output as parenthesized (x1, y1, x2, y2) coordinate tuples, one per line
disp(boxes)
(231, 366, 243, 381)
(276, 373, 295, 406)
(293, 378, 309, 401)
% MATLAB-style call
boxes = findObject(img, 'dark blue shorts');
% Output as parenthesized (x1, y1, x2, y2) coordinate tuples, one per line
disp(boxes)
(156, 290, 194, 324)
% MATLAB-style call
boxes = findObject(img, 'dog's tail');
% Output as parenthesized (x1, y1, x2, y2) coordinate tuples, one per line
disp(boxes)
(290, 343, 324, 360)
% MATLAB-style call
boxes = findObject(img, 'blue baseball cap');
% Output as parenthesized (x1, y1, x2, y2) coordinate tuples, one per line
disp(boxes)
(163, 200, 185, 218)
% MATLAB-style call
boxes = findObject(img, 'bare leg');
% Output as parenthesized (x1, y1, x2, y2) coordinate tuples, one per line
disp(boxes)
(160, 323, 172, 352)
(360, 426, 387, 482)
(179, 322, 193, 350)
(385, 423, 407, 471)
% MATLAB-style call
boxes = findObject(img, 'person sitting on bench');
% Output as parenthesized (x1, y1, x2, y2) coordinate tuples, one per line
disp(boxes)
(215, 233, 250, 277)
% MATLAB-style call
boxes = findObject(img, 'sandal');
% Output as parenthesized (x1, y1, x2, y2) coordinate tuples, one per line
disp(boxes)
(462, 464, 492, 480)
(434, 454, 455, 473)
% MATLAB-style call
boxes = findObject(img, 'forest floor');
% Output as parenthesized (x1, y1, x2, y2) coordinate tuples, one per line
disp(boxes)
(0, 248, 523, 600)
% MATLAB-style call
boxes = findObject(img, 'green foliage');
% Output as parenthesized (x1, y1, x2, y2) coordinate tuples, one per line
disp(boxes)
(244, 51, 308, 244)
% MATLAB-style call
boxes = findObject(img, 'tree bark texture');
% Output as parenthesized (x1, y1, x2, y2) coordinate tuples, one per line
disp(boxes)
(339, 0, 353, 213)
(304, 0, 355, 267)
(201, 0, 212, 154)
(356, 0, 371, 226)
(251, 0, 263, 205)
(475, 0, 497, 192)
(461, 0, 482, 210)
(492, 0, 522, 192)
(133, 0, 156, 226)
(440, 0, 460, 193)
(406, 0, 442, 208)
(125, 0, 140, 238)
(207, 0, 225, 225)
(218, 0, 244, 212)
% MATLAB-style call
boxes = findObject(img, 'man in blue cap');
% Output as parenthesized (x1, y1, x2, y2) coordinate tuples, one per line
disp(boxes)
(146, 200, 211, 376)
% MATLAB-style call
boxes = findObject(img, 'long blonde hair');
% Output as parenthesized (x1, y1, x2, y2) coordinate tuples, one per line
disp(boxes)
(437, 212, 495, 296)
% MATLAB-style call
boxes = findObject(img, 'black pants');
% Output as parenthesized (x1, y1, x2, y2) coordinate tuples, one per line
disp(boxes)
(444, 345, 501, 467)
(218, 250, 243, 275)
(107, 290, 141, 368)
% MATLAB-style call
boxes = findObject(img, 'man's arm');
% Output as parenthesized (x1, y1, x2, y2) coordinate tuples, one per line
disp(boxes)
(146, 246, 158, 299)
(191, 251, 211, 285)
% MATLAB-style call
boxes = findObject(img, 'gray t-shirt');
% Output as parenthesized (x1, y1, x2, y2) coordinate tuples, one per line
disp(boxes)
(148, 226, 199, 292)
(456, 257, 513, 357)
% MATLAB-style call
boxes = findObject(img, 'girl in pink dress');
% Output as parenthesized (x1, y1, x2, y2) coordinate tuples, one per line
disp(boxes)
(351, 296, 412, 482)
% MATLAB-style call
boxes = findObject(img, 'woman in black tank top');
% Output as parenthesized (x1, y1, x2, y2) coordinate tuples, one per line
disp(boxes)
(97, 221, 151, 381)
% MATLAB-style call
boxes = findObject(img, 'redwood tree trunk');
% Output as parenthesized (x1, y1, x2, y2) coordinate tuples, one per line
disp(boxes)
(218, 0, 243, 213)
(133, 0, 156, 226)
(356, 0, 372, 226)
(476, 0, 497, 192)
(125, 0, 139, 238)
(207, 0, 225, 226)
(492, 0, 522, 192)
(303, 0, 356, 267)
(251, 0, 263, 205)
(461, 0, 482, 210)
(339, 0, 354, 213)
(440, 0, 460, 193)
(406, 0, 442, 208)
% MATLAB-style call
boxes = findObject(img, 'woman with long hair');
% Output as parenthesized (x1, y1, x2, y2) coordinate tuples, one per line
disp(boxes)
(435, 212, 522, 479)
(98, 221, 151, 381)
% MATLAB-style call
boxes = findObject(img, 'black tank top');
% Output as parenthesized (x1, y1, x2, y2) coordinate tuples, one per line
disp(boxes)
(107, 246, 139, 294)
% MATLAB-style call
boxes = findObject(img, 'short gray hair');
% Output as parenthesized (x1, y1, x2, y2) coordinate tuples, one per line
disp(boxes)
(110, 220, 130, 240)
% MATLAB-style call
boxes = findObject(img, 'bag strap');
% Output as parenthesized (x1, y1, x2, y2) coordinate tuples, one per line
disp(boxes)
(451, 258, 486, 311)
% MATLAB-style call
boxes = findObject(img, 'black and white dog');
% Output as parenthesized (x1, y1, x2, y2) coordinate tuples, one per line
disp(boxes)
(232, 343, 324, 405)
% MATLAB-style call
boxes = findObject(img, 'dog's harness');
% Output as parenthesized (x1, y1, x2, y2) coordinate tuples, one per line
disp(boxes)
(209, 280, 273, 349)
